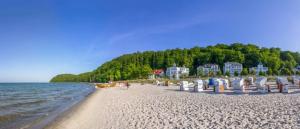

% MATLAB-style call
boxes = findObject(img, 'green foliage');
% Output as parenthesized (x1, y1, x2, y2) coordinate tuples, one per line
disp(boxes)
(267, 68, 273, 76)
(281, 68, 292, 76)
(259, 71, 266, 76)
(208, 71, 215, 77)
(51, 43, 300, 82)
(234, 71, 239, 77)
(217, 71, 222, 76)
(225, 71, 230, 77)
(296, 71, 300, 75)
(197, 68, 204, 77)
(50, 72, 94, 82)
(241, 68, 248, 76)
(249, 69, 256, 75)
(273, 69, 279, 75)
(51, 74, 79, 82)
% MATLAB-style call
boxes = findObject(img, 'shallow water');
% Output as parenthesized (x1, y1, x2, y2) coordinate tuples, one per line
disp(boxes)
(0, 83, 94, 129)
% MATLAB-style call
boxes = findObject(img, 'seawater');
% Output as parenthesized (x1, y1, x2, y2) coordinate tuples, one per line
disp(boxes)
(0, 83, 95, 129)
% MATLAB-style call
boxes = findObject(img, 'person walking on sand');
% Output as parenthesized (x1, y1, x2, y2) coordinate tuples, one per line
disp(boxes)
(125, 82, 130, 89)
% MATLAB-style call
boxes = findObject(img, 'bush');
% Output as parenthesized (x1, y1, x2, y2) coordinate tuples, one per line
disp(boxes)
(225, 71, 230, 76)
(259, 71, 266, 76)
(267, 69, 273, 76)
(241, 68, 248, 76)
(249, 69, 255, 75)
(281, 68, 292, 76)
(217, 71, 222, 76)
(273, 69, 279, 75)
(234, 71, 239, 76)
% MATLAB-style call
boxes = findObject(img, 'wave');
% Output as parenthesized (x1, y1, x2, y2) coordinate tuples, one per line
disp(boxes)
(0, 83, 95, 129)
(0, 99, 48, 110)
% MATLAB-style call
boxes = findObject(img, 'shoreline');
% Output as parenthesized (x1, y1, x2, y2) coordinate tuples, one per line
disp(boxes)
(28, 84, 96, 129)
(43, 88, 98, 129)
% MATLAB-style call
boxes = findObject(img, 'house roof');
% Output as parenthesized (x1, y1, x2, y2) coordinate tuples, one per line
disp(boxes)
(153, 69, 164, 74)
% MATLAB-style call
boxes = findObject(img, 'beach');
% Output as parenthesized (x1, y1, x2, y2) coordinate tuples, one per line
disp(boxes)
(46, 83, 300, 129)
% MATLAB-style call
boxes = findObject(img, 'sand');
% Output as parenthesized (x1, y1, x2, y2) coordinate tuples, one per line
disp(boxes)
(46, 83, 300, 129)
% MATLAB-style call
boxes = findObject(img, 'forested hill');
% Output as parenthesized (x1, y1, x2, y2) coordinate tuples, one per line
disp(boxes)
(50, 43, 300, 82)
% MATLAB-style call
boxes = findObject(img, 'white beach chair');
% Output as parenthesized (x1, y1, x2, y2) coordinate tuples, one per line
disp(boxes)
(229, 78, 237, 87)
(255, 77, 268, 93)
(213, 79, 224, 93)
(232, 78, 245, 93)
(248, 77, 254, 85)
(283, 84, 289, 93)
(277, 77, 289, 93)
(155, 80, 164, 86)
(221, 79, 229, 90)
(194, 80, 203, 92)
(155, 80, 160, 86)
(202, 79, 209, 90)
(180, 81, 189, 91)
(292, 76, 300, 86)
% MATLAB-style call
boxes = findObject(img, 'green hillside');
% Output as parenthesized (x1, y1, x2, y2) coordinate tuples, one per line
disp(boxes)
(50, 43, 300, 82)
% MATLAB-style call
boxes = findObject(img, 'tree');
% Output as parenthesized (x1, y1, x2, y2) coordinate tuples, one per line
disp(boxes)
(50, 74, 78, 82)
(217, 71, 222, 76)
(208, 71, 214, 77)
(249, 69, 256, 75)
(259, 71, 266, 76)
(225, 71, 230, 77)
(140, 65, 153, 78)
(281, 68, 292, 76)
(267, 69, 273, 76)
(234, 71, 239, 77)
(241, 68, 248, 76)
(273, 69, 279, 75)
(296, 71, 300, 75)
(197, 68, 204, 77)
(50, 43, 300, 82)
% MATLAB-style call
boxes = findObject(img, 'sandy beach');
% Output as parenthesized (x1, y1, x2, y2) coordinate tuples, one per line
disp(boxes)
(46, 83, 300, 129)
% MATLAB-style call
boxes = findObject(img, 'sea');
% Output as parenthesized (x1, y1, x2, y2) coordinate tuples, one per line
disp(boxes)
(0, 83, 95, 129)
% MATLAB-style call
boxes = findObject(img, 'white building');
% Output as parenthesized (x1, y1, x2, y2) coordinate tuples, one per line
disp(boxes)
(250, 63, 268, 75)
(197, 64, 220, 76)
(223, 62, 243, 76)
(166, 64, 189, 80)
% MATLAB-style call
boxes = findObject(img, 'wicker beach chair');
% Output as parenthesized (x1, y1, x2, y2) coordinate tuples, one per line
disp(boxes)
(248, 77, 254, 85)
(180, 81, 189, 91)
(255, 77, 268, 93)
(277, 77, 289, 93)
(232, 78, 245, 93)
(292, 76, 300, 87)
(221, 79, 229, 90)
(213, 79, 225, 93)
(194, 80, 204, 92)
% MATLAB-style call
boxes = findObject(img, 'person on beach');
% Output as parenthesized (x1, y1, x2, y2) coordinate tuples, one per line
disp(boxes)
(125, 82, 130, 89)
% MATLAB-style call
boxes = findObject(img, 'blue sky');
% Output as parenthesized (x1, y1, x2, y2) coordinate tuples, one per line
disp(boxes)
(0, 0, 300, 82)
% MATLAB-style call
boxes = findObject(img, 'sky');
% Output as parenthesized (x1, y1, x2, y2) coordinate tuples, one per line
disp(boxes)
(0, 0, 300, 82)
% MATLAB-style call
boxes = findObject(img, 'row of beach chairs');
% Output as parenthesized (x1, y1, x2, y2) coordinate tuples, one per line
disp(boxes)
(178, 76, 297, 93)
